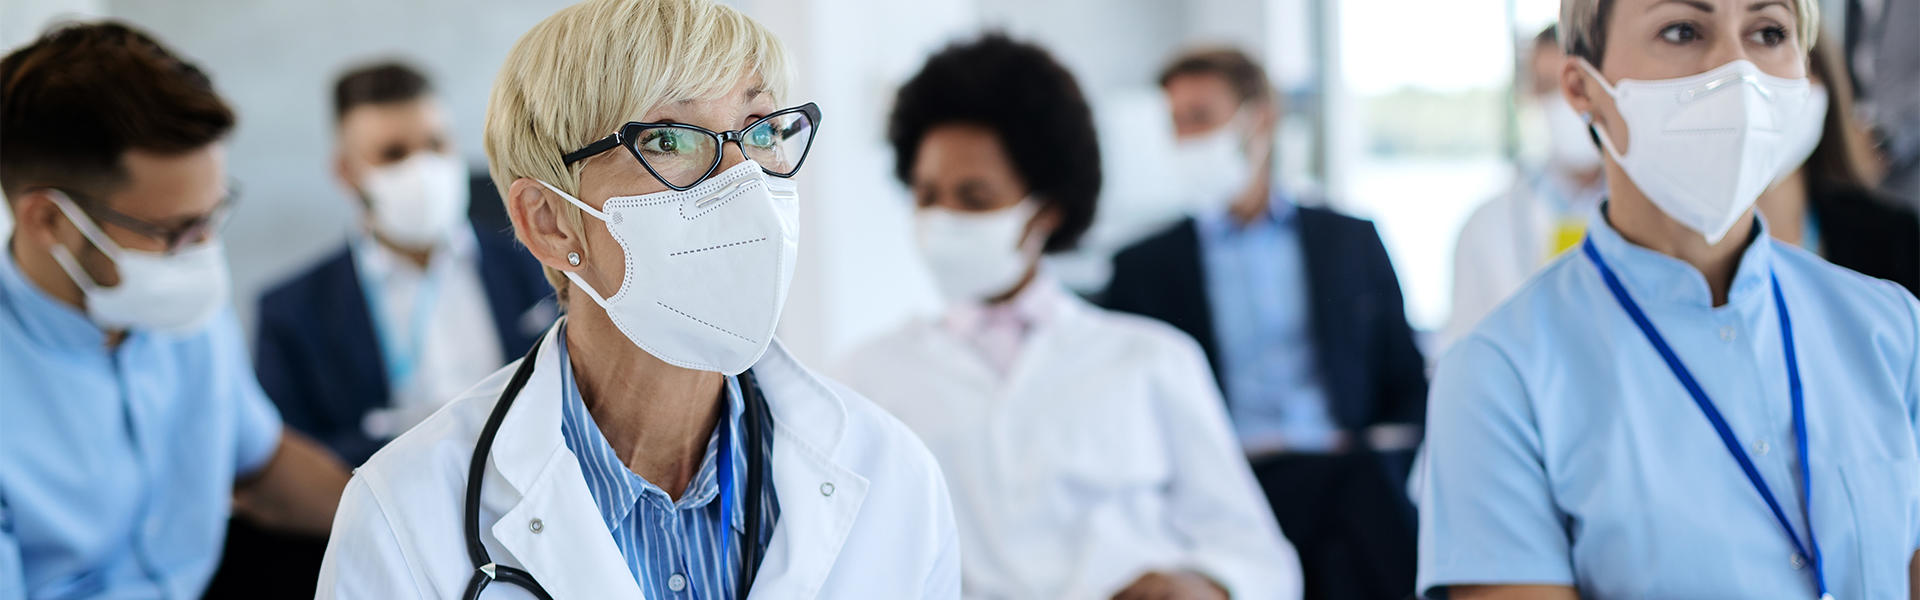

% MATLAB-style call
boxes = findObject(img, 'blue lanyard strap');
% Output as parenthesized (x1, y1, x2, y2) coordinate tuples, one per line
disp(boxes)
(1581, 239, 1828, 599)
(354, 251, 447, 389)
(717, 388, 736, 575)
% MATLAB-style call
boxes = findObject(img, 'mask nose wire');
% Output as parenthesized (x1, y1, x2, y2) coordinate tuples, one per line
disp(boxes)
(1681, 70, 1769, 103)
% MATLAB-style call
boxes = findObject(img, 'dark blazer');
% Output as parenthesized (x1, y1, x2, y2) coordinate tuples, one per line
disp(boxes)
(1810, 178, 1920, 297)
(254, 224, 554, 466)
(1102, 207, 1428, 438)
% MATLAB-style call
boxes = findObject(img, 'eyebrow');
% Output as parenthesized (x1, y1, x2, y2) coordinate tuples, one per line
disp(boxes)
(1653, 0, 1715, 12)
(1747, 0, 1790, 12)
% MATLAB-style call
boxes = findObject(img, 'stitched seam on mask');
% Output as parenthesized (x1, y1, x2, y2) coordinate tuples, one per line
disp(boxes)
(681, 181, 758, 220)
(667, 237, 768, 257)
(657, 302, 757, 343)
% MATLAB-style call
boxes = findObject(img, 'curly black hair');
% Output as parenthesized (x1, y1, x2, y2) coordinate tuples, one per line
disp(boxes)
(886, 33, 1100, 253)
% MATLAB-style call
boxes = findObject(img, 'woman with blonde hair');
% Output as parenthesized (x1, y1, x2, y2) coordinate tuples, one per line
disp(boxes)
(1418, 0, 1920, 598)
(315, 0, 959, 597)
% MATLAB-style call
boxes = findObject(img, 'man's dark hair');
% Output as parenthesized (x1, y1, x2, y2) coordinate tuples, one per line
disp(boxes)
(887, 33, 1101, 253)
(1, 21, 235, 200)
(333, 62, 431, 123)
(1157, 47, 1273, 106)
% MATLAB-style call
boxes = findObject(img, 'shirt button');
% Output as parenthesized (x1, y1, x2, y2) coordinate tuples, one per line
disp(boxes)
(528, 518, 544, 534)
(668, 573, 687, 592)
(1754, 439, 1770, 455)
(819, 482, 835, 497)
(1719, 326, 1737, 341)
(1791, 553, 1807, 570)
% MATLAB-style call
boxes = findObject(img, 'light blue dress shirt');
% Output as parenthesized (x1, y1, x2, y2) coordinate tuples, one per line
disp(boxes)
(0, 252, 283, 599)
(555, 324, 777, 598)
(1419, 207, 1920, 599)
(1198, 194, 1341, 452)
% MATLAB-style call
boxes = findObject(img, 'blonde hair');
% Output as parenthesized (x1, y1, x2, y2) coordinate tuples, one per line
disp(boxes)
(484, 0, 792, 296)
(1560, 0, 1819, 66)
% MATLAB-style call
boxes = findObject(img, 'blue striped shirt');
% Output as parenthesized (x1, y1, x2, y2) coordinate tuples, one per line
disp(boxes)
(556, 327, 778, 598)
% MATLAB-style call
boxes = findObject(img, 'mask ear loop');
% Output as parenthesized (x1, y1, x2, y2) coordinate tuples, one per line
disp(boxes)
(534, 180, 618, 310)
(1574, 59, 1633, 165)
(45, 191, 131, 263)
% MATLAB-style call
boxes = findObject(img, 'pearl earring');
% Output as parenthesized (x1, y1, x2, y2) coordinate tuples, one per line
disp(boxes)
(567, 251, 581, 266)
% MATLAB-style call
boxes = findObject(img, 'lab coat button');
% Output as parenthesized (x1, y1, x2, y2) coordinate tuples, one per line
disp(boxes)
(1719, 326, 1737, 341)
(528, 518, 544, 534)
(819, 482, 835, 497)
(668, 573, 687, 591)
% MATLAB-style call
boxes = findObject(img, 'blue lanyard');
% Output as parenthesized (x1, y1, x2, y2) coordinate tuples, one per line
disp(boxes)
(1582, 239, 1829, 599)
(717, 392, 737, 573)
(354, 252, 446, 390)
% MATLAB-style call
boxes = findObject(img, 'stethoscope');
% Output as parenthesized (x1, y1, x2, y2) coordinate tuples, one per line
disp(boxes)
(461, 331, 771, 600)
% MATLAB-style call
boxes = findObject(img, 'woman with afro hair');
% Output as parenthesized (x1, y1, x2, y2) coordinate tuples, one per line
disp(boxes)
(834, 33, 1301, 600)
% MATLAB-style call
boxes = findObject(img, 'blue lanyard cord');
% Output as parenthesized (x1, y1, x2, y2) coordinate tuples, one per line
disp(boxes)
(717, 396, 736, 576)
(355, 255, 447, 389)
(1581, 239, 1828, 599)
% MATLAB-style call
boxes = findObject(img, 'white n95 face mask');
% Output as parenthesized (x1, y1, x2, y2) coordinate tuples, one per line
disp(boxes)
(915, 200, 1041, 303)
(1579, 59, 1820, 243)
(538, 160, 798, 375)
(1772, 83, 1829, 188)
(1542, 93, 1602, 171)
(361, 151, 471, 249)
(1170, 120, 1252, 213)
(46, 192, 231, 333)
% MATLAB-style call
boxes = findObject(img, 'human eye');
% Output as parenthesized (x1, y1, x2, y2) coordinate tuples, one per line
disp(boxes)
(638, 128, 702, 156)
(1659, 22, 1701, 45)
(1748, 25, 1788, 47)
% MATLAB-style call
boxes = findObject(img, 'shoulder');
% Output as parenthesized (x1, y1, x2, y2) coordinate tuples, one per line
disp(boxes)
(1774, 243, 1919, 328)
(353, 362, 517, 503)
(835, 319, 941, 373)
(1451, 251, 1596, 362)
(1296, 203, 1377, 233)
(1073, 301, 1209, 363)
(259, 246, 354, 316)
(1112, 218, 1200, 265)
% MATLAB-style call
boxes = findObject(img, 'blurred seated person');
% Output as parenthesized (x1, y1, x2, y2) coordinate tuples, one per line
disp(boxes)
(836, 34, 1300, 600)
(254, 62, 552, 467)
(1102, 47, 1426, 600)
(0, 21, 347, 598)
(1445, 25, 1609, 346)
(1752, 39, 1918, 296)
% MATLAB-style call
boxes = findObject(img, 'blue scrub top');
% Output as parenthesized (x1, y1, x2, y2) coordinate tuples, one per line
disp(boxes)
(0, 251, 283, 599)
(1419, 208, 1920, 599)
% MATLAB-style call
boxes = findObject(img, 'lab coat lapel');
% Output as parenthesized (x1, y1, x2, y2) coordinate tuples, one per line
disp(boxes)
(743, 341, 871, 599)
(482, 321, 642, 599)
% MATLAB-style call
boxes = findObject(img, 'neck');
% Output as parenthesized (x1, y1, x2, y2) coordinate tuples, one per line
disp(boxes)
(9, 236, 124, 347)
(564, 296, 725, 500)
(1602, 164, 1755, 307)
(1754, 170, 1809, 246)
(368, 229, 435, 269)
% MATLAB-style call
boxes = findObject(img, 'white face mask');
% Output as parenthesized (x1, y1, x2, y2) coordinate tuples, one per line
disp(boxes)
(1580, 59, 1821, 243)
(360, 151, 470, 249)
(538, 160, 798, 375)
(1772, 83, 1829, 187)
(915, 200, 1041, 303)
(1169, 119, 1252, 214)
(46, 192, 231, 333)
(1542, 92, 1602, 172)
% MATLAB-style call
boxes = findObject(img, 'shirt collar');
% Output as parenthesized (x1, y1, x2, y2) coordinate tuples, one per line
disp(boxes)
(940, 267, 1070, 339)
(1584, 202, 1775, 308)
(1, 247, 115, 352)
(350, 224, 478, 280)
(555, 321, 747, 532)
(1196, 189, 1296, 239)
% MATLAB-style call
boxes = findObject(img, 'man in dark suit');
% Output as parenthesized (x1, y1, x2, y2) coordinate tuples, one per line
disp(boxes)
(252, 63, 551, 467)
(1103, 48, 1425, 600)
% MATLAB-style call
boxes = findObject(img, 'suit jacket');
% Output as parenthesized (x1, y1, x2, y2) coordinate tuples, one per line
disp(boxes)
(1810, 178, 1920, 297)
(1102, 207, 1428, 439)
(254, 224, 554, 466)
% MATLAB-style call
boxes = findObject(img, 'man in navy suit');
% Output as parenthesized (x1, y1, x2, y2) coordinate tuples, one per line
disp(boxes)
(253, 63, 551, 468)
(1102, 48, 1425, 600)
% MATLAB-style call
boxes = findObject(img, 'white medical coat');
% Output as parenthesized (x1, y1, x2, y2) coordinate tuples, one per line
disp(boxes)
(315, 324, 962, 599)
(835, 291, 1300, 600)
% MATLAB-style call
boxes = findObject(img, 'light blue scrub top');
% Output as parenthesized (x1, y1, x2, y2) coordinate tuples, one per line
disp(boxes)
(1419, 207, 1920, 599)
(0, 250, 283, 599)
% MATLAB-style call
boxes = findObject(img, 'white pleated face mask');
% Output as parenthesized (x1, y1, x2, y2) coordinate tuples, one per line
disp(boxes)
(1579, 59, 1821, 243)
(46, 192, 231, 333)
(1170, 118, 1252, 214)
(915, 200, 1041, 303)
(539, 160, 798, 375)
(361, 151, 470, 249)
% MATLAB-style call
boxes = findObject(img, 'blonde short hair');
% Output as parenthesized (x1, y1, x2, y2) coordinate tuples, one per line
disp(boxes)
(484, 0, 792, 296)
(1560, 0, 1819, 66)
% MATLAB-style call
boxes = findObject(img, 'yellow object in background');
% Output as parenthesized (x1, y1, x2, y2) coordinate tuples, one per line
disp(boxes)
(1547, 218, 1587, 261)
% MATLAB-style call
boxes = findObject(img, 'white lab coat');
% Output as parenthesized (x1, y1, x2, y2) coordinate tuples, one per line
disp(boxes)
(1442, 169, 1604, 348)
(834, 287, 1300, 600)
(315, 323, 962, 599)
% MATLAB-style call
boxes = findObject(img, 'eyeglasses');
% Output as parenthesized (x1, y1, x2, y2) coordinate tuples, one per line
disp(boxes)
(562, 102, 821, 191)
(53, 182, 240, 254)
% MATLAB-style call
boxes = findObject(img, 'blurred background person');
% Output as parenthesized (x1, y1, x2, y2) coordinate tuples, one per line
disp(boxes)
(1751, 39, 1918, 295)
(1444, 25, 1608, 346)
(836, 34, 1299, 600)
(1102, 47, 1425, 600)
(1844, 0, 1919, 203)
(1420, 0, 1920, 597)
(253, 61, 551, 469)
(0, 21, 347, 599)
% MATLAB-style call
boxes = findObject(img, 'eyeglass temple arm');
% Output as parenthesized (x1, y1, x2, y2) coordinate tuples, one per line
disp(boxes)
(563, 133, 624, 166)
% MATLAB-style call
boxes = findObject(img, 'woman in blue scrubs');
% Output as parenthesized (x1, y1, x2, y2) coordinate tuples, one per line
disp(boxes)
(1417, 0, 1920, 598)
